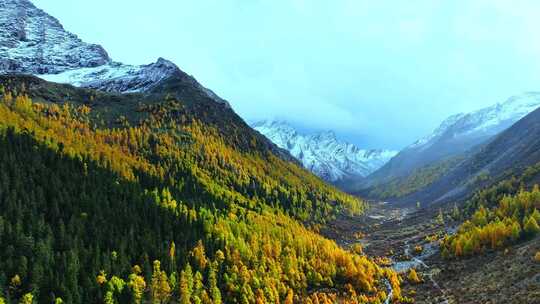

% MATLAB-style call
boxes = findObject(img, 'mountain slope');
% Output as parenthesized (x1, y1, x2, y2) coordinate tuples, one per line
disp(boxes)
(252, 120, 397, 182)
(360, 154, 465, 200)
(0, 75, 402, 303)
(366, 92, 540, 188)
(0, 1, 405, 302)
(0, 0, 304, 166)
(396, 104, 540, 206)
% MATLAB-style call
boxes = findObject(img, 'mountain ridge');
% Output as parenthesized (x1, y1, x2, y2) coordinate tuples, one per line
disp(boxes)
(252, 120, 397, 182)
(364, 92, 540, 189)
(393, 104, 540, 207)
(0, 0, 229, 107)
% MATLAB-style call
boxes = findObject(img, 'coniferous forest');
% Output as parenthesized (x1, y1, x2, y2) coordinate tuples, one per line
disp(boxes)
(441, 174, 540, 257)
(2, 1, 540, 302)
(0, 76, 400, 303)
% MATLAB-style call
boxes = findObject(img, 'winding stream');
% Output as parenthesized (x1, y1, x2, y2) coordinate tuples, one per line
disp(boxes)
(384, 280, 393, 304)
(390, 241, 450, 304)
(384, 229, 456, 303)
(384, 241, 435, 304)
(392, 240, 436, 273)
(362, 205, 455, 303)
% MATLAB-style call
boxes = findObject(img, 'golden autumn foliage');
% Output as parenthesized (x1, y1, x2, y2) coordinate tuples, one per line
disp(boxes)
(96, 271, 108, 285)
(20, 293, 33, 304)
(442, 186, 540, 257)
(407, 269, 421, 284)
(0, 84, 399, 303)
(128, 267, 146, 304)
(0, 91, 364, 224)
(534, 251, 540, 263)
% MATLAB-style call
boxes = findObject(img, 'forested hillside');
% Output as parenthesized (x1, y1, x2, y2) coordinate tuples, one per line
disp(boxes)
(361, 156, 464, 200)
(441, 165, 540, 258)
(0, 76, 400, 303)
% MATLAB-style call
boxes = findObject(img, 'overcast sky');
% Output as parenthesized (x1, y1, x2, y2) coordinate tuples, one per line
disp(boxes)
(36, 0, 540, 149)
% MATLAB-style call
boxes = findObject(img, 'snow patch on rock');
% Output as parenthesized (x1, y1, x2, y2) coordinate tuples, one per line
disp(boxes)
(39, 58, 179, 93)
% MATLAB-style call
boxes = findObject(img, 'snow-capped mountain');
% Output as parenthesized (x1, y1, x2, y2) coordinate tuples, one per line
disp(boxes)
(252, 120, 397, 182)
(391, 95, 540, 206)
(0, 0, 228, 105)
(0, 0, 109, 74)
(367, 92, 540, 185)
(410, 92, 540, 152)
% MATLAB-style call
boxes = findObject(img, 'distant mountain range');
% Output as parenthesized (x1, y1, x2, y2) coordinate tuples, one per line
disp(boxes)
(364, 92, 540, 187)
(252, 120, 397, 182)
(359, 92, 540, 205)
(393, 100, 540, 206)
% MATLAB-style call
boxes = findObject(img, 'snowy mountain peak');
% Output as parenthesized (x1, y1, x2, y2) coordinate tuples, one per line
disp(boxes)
(313, 130, 337, 141)
(39, 57, 180, 94)
(367, 92, 540, 185)
(252, 120, 397, 182)
(0, 0, 229, 107)
(253, 120, 297, 134)
(0, 0, 110, 74)
(488, 92, 540, 123)
(409, 92, 540, 152)
(154, 57, 178, 69)
(409, 113, 465, 149)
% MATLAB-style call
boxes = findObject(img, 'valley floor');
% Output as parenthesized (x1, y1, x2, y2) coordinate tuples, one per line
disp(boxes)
(322, 203, 540, 304)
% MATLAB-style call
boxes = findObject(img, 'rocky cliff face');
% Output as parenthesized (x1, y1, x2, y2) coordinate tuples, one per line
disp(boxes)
(0, 0, 110, 74)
